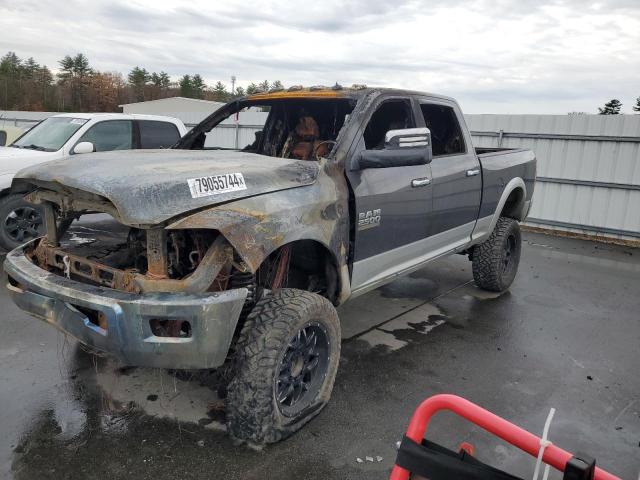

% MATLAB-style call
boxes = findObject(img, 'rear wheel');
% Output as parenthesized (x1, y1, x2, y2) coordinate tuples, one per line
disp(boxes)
(0, 194, 45, 251)
(225, 288, 340, 445)
(472, 217, 521, 292)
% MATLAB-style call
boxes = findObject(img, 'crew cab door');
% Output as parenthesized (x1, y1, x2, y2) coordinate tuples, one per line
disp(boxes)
(70, 120, 134, 154)
(417, 99, 481, 242)
(346, 97, 434, 292)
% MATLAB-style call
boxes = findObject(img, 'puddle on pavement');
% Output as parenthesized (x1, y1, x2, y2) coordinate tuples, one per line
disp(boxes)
(11, 347, 229, 478)
(95, 364, 226, 431)
(379, 276, 439, 300)
(353, 280, 513, 352)
(67, 232, 97, 245)
(357, 303, 447, 351)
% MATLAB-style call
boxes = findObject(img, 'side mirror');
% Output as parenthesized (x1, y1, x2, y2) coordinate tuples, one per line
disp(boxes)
(385, 127, 431, 151)
(356, 128, 432, 169)
(73, 141, 95, 154)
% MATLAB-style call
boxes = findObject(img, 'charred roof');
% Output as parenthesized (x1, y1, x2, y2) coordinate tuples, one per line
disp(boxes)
(245, 86, 454, 103)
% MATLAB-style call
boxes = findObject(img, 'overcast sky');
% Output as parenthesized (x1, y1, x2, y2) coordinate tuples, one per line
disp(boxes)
(1, 0, 639, 113)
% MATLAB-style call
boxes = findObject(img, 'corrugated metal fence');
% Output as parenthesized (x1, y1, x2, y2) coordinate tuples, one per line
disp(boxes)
(465, 114, 640, 242)
(207, 113, 640, 242)
(194, 111, 268, 149)
(3, 110, 639, 242)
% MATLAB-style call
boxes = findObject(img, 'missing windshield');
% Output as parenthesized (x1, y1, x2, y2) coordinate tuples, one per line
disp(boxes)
(178, 98, 355, 161)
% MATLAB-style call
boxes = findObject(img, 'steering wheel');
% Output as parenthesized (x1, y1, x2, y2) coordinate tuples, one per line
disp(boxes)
(314, 140, 337, 160)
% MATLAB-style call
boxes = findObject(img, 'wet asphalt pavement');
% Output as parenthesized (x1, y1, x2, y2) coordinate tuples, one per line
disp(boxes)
(1, 228, 639, 479)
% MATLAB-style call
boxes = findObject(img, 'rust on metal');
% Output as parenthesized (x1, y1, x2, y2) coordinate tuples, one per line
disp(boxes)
(146, 228, 168, 279)
(134, 236, 233, 293)
(42, 202, 59, 246)
(26, 187, 121, 221)
(247, 89, 343, 101)
(31, 240, 140, 292)
(28, 235, 234, 294)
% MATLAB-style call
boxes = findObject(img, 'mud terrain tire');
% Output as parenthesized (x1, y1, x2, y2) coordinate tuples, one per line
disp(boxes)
(472, 217, 522, 292)
(225, 288, 341, 445)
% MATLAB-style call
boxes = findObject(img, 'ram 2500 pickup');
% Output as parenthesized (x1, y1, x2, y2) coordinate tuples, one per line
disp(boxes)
(4, 86, 536, 445)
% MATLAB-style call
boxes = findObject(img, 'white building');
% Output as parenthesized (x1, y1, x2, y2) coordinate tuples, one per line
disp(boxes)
(0, 110, 52, 129)
(120, 96, 269, 148)
(119, 97, 224, 127)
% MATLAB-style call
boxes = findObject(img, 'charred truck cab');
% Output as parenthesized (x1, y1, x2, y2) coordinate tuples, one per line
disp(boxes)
(4, 86, 536, 444)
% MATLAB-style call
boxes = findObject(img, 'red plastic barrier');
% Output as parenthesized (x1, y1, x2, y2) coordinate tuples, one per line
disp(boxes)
(390, 394, 619, 480)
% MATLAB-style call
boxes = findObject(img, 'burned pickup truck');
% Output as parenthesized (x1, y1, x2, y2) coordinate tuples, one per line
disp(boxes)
(4, 87, 535, 444)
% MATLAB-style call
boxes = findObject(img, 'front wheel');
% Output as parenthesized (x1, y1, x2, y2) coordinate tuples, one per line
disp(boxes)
(472, 217, 522, 292)
(0, 194, 45, 251)
(225, 289, 341, 445)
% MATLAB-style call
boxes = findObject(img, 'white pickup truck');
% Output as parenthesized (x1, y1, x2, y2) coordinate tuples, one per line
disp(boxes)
(0, 113, 187, 250)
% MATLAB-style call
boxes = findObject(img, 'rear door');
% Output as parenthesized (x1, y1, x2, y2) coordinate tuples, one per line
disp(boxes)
(346, 96, 433, 292)
(417, 99, 481, 242)
(137, 120, 181, 149)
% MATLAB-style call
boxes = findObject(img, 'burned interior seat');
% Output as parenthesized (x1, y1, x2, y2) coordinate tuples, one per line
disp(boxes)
(282, 116, 330, 160)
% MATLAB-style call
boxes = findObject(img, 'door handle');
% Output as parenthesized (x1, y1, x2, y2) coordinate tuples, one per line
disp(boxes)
(411, 177, 431, 187)
(466, 169, 481, 177)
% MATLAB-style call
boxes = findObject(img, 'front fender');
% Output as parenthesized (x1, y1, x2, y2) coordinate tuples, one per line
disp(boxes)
(0, 173, 15, 192)
(166, 172, 349, 274)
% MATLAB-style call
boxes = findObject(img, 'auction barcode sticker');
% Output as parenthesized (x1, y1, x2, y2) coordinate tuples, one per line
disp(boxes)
(187, 173, 247, 198)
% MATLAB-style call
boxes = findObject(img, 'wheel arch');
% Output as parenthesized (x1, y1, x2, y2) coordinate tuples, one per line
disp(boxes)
(257, 238, 345, 305)
(0, 174, 15, 197)
(472, 177, 527, 244)
(500, 182, 527, 221)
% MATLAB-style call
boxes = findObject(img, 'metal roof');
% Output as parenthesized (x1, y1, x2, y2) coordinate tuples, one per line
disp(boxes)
(118, 97, 225, 107)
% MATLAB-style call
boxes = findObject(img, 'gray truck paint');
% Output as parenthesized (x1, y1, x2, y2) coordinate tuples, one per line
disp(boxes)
(6, 87, 536, 369)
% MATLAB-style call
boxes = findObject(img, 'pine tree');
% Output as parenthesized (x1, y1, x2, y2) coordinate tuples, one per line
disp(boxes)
(22, 57, 40, 79)
(212, 81, 228, 101)
(57, 53, 93, 111)
(57, 55, 75, 82)
(259, 80, 270, 92)
(0, 52, 21, 76)
(148, 71, 171, 100)
(150, 71, 171, 89)
(598, 99, 622, 115)
(128, 66, 149, 101)
(36, 65, 55, 110)
(246, 82, 258, 95)
(191, 74, 206, 99)
(179, 74, 192, 97)
(633, 96, 640, 113)
(0, 52, 23, 108)
(271, 80, 284, 91)
(234, 86, 245, 98)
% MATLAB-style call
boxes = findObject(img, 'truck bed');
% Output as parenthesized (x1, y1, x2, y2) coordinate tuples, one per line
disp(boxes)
(474, 147, 536, 225)
(475, 147, 524, 156)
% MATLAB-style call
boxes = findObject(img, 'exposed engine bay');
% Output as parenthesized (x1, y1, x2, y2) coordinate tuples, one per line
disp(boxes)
(23, 209, 335, 338)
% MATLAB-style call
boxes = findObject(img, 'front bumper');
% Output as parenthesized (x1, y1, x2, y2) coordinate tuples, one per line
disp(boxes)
(4, 241, 248, 369)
